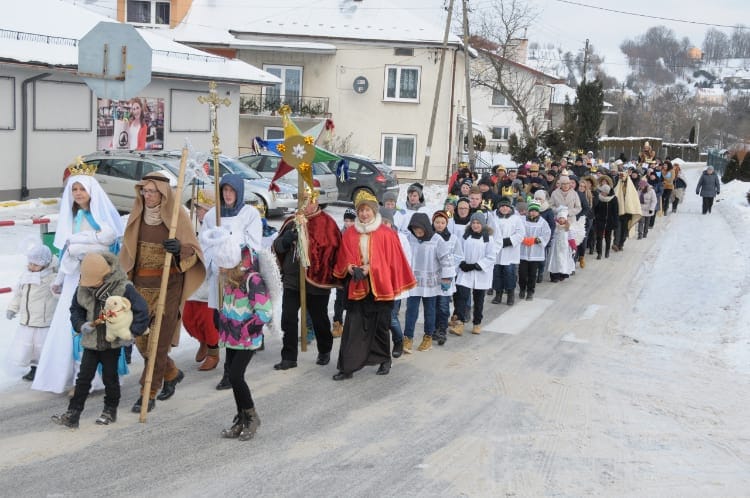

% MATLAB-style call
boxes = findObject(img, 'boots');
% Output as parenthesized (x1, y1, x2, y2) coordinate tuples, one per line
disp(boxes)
(198, 348, 220, 371)
(221, 412, 245, 439)
(402, 336, 413, 354)
(526, 291, 534, 301)
(392, 340, 404, 358)
(518, 288, 526, 300)
(157, 369, 185, 401)
(506, 290, 515, 306)
(579, 256, 586, 268)
(417, 335, 433, 351)
(239, 408, 261, 441)
(195, 342, 208, 363)
(96, 406, 117, 425)
(472, 324, 482, 335)
(52, 408, 81, 428)
(22, 366, 36, 381)
(331, 320, 343, 338)
(491, 291, 503, 304)
(448, 321, 464, 336)
(448, 314, 459, 327)
(434, 328, 447, 346)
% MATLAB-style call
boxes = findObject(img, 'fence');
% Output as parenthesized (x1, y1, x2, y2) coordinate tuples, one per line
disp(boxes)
(706, 149, 729, 175)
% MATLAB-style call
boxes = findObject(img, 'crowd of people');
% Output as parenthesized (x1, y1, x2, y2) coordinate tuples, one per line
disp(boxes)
(5, 148, 714, 441)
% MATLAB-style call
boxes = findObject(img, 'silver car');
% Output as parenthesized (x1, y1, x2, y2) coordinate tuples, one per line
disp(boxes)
(79, 150, 259, 213)
(236, 152, 339, 207)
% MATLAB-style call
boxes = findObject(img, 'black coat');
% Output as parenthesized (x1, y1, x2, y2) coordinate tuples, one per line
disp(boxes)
(593, 195, 619, 231)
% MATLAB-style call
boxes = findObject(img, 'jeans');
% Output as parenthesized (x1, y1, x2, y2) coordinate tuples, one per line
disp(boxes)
(69, 347, 121, 412)
(435, 295, 451, 331)
(492, 263, 518, 292)
(404, 295, 436, 338)
(638, 217, 650, 238)
(226, 348, 255, 412)
(389, 299, 404, 343)
(455, 286, 486, 325)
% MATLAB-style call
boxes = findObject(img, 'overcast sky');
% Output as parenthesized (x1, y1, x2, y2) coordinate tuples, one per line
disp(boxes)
(410, 0, 748, 80)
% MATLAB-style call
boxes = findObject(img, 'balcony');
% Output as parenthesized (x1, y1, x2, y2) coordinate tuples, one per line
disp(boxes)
(240, 93, 330, 118)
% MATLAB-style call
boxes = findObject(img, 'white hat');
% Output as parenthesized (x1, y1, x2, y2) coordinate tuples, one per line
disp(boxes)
(556, 206, 569, 219)
(200, 227, 241, 270)
(28, 244, 52, 267)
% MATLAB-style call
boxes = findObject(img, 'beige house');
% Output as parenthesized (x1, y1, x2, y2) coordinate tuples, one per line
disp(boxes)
(98, 0, 471, 182)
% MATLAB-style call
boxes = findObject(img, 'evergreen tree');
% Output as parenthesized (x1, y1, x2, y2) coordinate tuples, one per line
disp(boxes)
(574, 79, 604, 153)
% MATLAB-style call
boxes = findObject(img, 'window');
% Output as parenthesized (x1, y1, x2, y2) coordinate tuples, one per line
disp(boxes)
(264, 127, 284, 140)
(394, 47, 414, 57)
(263, 65, 303, 110)
(382, 134, 416, 170)
(492, 127, 510, 140)
(384, 66, 420, 102)
(127, 1, 170, 25)
(492, 89, 509, 106)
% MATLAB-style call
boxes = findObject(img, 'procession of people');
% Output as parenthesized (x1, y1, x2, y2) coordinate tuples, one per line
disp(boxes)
(5, 146, 706, 441)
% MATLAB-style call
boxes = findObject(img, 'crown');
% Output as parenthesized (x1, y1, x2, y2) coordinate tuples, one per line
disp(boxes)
(67, 156, 97, 176)
(354, 189, 378, 207)
(195, 188, 216, 208)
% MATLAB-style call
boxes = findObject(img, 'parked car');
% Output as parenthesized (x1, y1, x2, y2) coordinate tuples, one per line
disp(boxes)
(199, 154, 298, 218)
(75, 150, 258, 213)
(328, 154, 399, 203)
(236, 151, 339, 207)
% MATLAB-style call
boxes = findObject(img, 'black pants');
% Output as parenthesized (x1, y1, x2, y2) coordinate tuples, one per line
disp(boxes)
(69, 347, 121, 412)
(595, 229, 613, 256)
(333, 287, 344, 323)
(616, 215, 631, 248)
(518, 260, 542, 294)
(455, 285, 485, 325)
(281, 288, 332, 361)
(702, 197, 714, 214)
(226, 348, 255, 412)
(662, 189, 673, 214)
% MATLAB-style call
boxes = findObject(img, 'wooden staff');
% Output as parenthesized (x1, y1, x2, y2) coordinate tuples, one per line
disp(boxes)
(140, 146, 188, 423)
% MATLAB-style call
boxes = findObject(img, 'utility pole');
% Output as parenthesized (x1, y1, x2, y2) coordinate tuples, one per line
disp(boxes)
(462, 0, 475, 168)
(582, 38, 590, 84)
(421, 0, 455, 182)
(617, 82, 625, 136)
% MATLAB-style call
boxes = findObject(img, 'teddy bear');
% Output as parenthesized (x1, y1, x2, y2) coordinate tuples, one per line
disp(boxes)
(102, 295, 133, 343)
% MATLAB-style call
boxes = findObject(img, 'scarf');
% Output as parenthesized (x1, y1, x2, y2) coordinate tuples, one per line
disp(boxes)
(143, 204, 163, 226)
(435, 228, 451, 241)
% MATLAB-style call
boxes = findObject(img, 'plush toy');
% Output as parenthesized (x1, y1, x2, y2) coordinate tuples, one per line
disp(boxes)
(102, 295, 133, 343)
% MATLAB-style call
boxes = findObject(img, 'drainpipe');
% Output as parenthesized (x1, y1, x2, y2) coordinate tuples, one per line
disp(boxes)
(21, 72, 51, 199)
(446, 47, 457, 183)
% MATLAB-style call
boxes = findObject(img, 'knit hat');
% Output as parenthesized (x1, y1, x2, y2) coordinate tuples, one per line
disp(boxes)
(477, 177, 492, 187)
(469, 211, 486, 226)
(527, 200, 541, 212)
(498, 196, 513, 208)
(200, 227, 241, 270)
(444, 195, 458, 208)
(80, 253, 111, 287)
(382, 191, 398, 204)
(380, 207, 396, 225)
(27, 244, 52, 267)
(556, 206, 569, 220)
(432, 210, 449, 223)
(598, 184, 611, 194)
(515, 200, 528, 213)
(343, 208, 357, 221)
(533, 189, 548, 201)
(354, 190, 379, 213)
(461, 178, 473, 187)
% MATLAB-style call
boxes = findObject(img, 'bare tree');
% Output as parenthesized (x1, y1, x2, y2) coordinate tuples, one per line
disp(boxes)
(470, 0, 550, 151)
(702, 28, 730, 63)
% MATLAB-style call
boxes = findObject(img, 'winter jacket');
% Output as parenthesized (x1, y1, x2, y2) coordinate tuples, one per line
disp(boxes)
(70, 253, 149, 350)
(639, 186, 659, 217)
(696, 171, 721, 198)
(550, 188, 582, 220)
(219, 251, 271, 350)
(593, 193, 619, 232)
(8, 266, 58, 327)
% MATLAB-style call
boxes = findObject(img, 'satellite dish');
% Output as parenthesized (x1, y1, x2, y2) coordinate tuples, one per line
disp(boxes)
(78, 22, 152, 100)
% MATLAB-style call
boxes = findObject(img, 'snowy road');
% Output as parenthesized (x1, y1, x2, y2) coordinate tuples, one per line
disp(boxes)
(0, 163, 748, 496)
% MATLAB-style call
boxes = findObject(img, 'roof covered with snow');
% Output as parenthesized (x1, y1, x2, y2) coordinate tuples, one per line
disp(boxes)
(0, 0, 280, 86)
(173, 0, 463, 47)
(550, 84, 612, 107)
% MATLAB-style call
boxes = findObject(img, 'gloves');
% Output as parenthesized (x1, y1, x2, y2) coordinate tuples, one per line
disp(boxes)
(163, 238, 181, 255)
(459, 261, 474, 272)
(473, 263, 482, 271)
(522, 236, 536, 247)
(568, 239, 577, 250)
(502, 237, 512, 248)
(80, 322, 97, 334)
(51, 283, 62, 295)
(535, 237, 542, 244)
(351, 266, 366, 282)
(440, 281, 451, 292)
(648, 210, 653, 215)
(6, 310, 16, 320)
(281, 228, 298, 244)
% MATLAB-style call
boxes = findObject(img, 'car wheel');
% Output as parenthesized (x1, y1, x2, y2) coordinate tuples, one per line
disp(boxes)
(351, 187, 373, 203)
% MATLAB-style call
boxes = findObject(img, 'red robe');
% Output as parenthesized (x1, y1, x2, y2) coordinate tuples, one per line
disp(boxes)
(334, 224, 416, 301)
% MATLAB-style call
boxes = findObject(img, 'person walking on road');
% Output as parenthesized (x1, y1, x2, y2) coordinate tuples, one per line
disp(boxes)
(696, 165, 721, 214)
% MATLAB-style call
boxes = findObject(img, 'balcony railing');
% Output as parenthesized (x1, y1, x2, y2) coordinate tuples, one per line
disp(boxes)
(240, 93, 330, 118)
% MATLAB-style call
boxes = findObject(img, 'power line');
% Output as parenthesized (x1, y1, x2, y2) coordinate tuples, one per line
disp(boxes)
(552, 0, 748, 30)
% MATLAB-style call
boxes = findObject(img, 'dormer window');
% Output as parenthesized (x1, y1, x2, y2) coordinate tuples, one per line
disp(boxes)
(127, 0, 170, 26)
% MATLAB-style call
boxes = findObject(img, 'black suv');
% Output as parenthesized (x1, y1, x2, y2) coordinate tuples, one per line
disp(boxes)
(330, 154, 399, 202)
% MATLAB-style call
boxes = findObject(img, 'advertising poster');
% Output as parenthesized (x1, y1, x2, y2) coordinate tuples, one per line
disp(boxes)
(96, 97, 164, 150)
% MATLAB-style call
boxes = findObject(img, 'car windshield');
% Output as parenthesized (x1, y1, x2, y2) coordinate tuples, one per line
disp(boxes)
(211, 157, 264, 180)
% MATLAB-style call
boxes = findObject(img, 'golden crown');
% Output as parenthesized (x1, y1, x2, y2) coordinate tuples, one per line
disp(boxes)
(67, 156, 97, 176)
(354, 189, 378, 208)
(195, 188, 216, 208)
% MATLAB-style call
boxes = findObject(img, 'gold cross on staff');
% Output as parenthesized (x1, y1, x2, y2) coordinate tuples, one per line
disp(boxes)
(198, 81, 232, 226)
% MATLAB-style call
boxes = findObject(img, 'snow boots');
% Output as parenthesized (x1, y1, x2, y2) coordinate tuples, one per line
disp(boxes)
(52, 409, 81, 429)
(506, 290, 515, 306)
(22, 366, 36, 381)
(417, 335, 433, 352)
(239, 408, 261, 441)
(96, 406, 117, 425)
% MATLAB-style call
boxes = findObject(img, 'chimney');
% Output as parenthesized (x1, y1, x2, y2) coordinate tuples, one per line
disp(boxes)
(507, 38, 529, 63)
